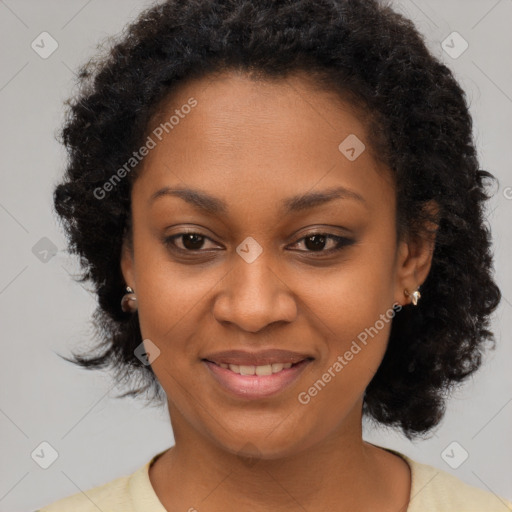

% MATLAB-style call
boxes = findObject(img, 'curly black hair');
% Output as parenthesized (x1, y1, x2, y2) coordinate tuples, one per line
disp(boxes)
(53, 0, 501, 439)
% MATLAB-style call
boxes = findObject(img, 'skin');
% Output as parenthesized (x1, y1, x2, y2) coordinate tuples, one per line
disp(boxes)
(121, 69, 436, 512)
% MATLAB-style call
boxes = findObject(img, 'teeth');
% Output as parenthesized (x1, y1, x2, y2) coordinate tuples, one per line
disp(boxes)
(220, 362, 294, 375)
(255, 365, 273, 376)
(239, 365, 255, 375)
(271, 363, 284, 373)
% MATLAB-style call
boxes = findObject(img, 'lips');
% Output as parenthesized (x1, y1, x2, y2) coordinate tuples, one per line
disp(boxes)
(203, 358, 313, 399)
(202, 348, 313, 367)
(201, 348, 314, 399)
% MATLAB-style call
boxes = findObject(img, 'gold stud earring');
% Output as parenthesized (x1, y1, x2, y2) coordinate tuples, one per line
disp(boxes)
(121, 286, 138, 313)
(404, 287, 421, 306)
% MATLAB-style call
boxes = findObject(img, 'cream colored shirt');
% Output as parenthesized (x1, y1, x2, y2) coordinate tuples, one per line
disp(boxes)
(37, 447, 512, 511)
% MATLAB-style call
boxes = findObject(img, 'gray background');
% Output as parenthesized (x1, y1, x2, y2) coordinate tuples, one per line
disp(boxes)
(0, 1, 511, 510)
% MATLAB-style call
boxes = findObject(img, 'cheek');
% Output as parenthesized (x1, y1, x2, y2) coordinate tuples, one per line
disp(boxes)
(136, 269, 215, 367)
(131, 224, 212, 329)
(298, 241, 396, 393)
(302, 242, 396, 335)
(296, 305, 393, 434)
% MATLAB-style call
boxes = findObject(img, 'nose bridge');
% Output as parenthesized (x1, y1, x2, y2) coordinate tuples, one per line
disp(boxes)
(233, 250, 277, 302)
(213, 244, 296, 332)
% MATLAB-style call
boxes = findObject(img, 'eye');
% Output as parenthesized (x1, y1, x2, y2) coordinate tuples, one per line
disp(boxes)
(163, 231, 355, 256)
(288, 233, 355, 255)
(164, 232, 221, 252)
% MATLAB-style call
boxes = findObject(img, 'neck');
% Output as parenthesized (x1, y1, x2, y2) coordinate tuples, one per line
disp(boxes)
(149, 401, 411, 512)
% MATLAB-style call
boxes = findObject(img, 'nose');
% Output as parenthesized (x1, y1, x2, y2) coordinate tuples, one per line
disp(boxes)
(212, 251, 297, 333)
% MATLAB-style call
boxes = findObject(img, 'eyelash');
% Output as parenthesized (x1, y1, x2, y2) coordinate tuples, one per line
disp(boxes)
(163, 231, 355, 257)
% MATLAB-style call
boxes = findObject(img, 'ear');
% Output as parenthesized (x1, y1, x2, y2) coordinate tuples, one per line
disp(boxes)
(394, 200, 439, 306)
(120, 235, 136, 290)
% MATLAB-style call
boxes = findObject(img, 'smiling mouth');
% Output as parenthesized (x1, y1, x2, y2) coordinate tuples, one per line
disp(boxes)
(202, 357, 313, 399)
(204, 360, 308, 375)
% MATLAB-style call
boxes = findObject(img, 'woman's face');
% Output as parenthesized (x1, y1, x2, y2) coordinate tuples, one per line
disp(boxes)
(121, 70, 426, 458)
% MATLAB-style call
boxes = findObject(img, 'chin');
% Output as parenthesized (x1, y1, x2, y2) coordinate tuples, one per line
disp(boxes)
(210, 423, 313, 462)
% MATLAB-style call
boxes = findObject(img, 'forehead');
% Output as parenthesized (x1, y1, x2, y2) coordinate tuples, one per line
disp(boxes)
(134, 69, 393, 218)
(150, 69, 369, 146)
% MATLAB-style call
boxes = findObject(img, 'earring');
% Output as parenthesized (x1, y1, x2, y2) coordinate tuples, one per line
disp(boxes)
(404, 287, 421, 306)
(121, 286, 138, 313)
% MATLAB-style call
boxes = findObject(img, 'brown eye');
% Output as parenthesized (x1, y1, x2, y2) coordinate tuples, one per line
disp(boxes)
(164, 232, 219, 252)
(180, 233, 206, 250)
(289, 233, 355, 255)
(304, 234, 328, 251)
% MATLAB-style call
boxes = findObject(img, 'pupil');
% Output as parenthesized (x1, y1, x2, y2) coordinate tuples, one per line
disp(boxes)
(183, 234, 204, 250)
(305, 234, 326, 251)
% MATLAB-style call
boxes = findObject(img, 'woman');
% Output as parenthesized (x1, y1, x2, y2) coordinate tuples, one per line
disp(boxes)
(39, 0, 511, 510)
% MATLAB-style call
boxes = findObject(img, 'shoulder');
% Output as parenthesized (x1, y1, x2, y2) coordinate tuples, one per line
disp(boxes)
(37, 476, 131, 512)
(395, 451, 512, 512)
(36, 451, 167, 512)
(36, 472, 133, 512)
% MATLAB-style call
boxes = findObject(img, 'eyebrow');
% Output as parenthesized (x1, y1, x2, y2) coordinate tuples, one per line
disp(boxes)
(149, 184, 367, 215)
